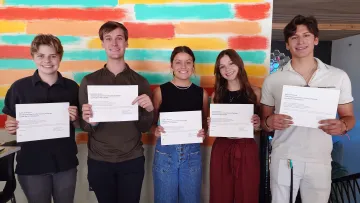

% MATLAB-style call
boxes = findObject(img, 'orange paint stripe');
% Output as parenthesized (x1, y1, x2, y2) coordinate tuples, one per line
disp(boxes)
(175, 21, 261, 35)
(27, 20, 103, 36)
(200, 76, 265, 87)
(0, 70, 34, 85)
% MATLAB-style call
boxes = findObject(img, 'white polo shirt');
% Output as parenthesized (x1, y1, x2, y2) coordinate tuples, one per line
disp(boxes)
(261, 58, 353, 164)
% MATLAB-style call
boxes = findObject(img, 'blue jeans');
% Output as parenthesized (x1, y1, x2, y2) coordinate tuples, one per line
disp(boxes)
(153, 140, 202, 203)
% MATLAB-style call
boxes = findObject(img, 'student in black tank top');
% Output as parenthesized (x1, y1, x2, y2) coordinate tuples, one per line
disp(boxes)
(151, 46, 209, 203)
(208, 49, 261, 203)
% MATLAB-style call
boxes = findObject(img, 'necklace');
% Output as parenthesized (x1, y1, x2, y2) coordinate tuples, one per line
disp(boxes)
(171, 81, 192, 90)
(229, 91, 241, 103)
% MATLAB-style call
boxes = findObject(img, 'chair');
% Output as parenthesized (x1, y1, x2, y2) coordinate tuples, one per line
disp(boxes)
(0, 151, 17, 203)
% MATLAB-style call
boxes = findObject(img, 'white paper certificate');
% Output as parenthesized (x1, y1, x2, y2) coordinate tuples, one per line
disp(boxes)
(16, 103, 70, 142)
(209, 104, 254, 138)
(160, 111, 203, 145)
(88, 85, 138, 122)
(279, 85, 340, 128)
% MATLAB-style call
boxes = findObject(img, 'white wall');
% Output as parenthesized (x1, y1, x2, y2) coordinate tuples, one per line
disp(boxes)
(331, 34, 360, 174)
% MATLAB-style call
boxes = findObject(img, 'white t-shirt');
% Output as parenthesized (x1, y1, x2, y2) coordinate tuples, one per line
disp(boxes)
(261, 58, 353, 164)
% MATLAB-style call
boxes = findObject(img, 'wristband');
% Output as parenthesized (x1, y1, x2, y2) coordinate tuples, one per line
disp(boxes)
(265, 115, 274, 131)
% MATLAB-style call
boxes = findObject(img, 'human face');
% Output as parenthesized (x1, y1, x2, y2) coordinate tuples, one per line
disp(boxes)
(33, 45, 60, 75)
(101, 28, 128, 60)
(286, 24, 319, 59)
(219, 54, 239, 82)
(171, 52, 194, 80)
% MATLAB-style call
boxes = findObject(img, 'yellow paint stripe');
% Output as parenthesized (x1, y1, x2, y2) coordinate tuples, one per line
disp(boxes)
(200, 75, 265, 87)
(27, 20, 103, 36)
(196, 64, 268, 77)
(0, 21, 26, 33)
(60, 61, 105, 72)
(88, 38, 228, 50)
(119, 0, 263, 4)
(0, 0, 4, 5)
(175, 21, 261, 35)
(0, 85, 10, 97)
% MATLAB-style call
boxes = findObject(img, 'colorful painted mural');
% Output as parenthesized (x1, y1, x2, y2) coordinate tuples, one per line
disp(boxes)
(0, 0, 273, 146)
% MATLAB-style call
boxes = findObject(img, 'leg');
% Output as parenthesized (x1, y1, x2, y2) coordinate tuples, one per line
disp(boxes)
(209, 139, 235, 203)
(270, 158, 304, 203)
(153, 149, 178, 203)
(117, 156, 145, 203)
(235, 141, 260, 203)
(179, 149, 202, 203)
(300, 162, 331, 203)
(87, 158, 117, 203)
(17, 174, 52, 203)
(52, 167, 77, 203)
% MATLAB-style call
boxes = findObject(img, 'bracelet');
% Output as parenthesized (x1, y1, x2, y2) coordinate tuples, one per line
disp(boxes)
(265, 115, 274, 131)
(340, 119, 349, 134)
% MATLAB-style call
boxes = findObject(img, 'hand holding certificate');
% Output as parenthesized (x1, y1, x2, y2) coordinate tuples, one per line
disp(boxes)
(209, 104, 254, 138)
(16, 102, 70, 142)
(279, 85, 340, 128)
(87, 85, 138, 122)
(159, 111, 203, 145)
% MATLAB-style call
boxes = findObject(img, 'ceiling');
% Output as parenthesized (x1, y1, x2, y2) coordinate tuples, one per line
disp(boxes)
(271, 0, 360, 41)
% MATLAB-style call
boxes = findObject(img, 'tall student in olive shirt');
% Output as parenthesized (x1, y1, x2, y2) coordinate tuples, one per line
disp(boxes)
(3, 34, 79, 203)
(79, 21, 154, 203)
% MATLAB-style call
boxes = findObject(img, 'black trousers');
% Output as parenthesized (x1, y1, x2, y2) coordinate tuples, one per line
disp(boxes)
(88, 156, 145, 203)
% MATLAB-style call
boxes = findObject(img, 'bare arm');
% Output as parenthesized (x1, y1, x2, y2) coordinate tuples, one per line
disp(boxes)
(319, 103, 356, 135)
(5, 115, 17, 135)
(202, 89, 209, 133)
(150, 87, 162, 136)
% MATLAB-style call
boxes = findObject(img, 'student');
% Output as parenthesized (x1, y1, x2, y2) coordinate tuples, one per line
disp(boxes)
(261, 15, 355, 203)
(208, 49, 261, 203)
(79, 21, 154, 203)
(3, 34, 79, 203)
(151, 46, 208, 203)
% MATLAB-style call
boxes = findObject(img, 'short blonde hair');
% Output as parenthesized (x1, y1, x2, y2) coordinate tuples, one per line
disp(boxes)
(30, 34, 64, 60)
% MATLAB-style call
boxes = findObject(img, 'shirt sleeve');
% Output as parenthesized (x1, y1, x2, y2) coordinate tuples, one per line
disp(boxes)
(136, 78, 154, 133)
(2, 83, 18, 118)
(78, 76, 96, 132)
(338, 71, 354, 104)
(260, 76, 275, 106)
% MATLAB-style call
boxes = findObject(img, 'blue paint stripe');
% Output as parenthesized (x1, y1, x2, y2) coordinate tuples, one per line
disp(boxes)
(134, 4, 233, 20)
(73, 72, 200, 86)
(0, 59, 35, 69)
(64, 50, 266, 64)
(0, 35, 81, 45)
(0, 99, 4, 112)
(5, 0, 118, 7)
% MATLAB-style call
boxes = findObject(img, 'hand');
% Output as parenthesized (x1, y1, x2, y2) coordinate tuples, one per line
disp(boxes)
(5, 119, 18, 135)
(81, 104, 98, 126)
(197, 129, 206, 140)
(207, 117, 211, 128)
(68, 106, 78, 122)
(154, 126, 165, 137)
(319, 119, 345, 135)
(251, 114, 261, 130)
(266, 114, 293, 130)
(132, 94, 154, 112)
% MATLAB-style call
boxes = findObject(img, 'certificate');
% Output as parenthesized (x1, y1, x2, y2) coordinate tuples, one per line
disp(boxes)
(209, 104, 254, 138)
(88, 85, 138, 122)
(16, 103, 70, 142)
(160, 111, 203, 145)
(279, 85, 340, 128)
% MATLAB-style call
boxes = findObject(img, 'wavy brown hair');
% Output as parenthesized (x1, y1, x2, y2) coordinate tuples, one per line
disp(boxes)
(213, 49, 257, 105)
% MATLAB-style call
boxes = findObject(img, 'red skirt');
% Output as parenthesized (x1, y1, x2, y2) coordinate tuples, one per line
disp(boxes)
(210, 138, 260, 203)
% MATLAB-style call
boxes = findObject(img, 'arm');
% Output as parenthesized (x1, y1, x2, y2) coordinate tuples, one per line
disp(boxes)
(135, 79, 154, 133)
(78, 77, 97, 132)
(3, 83, 19, 135)
(150, 87, 162, 136)
(202, 89, 209, 133)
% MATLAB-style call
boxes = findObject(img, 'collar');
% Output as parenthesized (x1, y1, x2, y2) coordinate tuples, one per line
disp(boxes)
(31, 70, 66, 87)
(103, 63, 130, 77)
(281, 57, 329, 72)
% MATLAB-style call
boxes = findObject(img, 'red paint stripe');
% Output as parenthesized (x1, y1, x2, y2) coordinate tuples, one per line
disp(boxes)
(124, 22, 175, 38)
(0, 114, 6, 128)
(228, 36, 268, 50)
(0, 7, 127, 21)
(0, 45, 31, 59)
(235, 3, 271, 20)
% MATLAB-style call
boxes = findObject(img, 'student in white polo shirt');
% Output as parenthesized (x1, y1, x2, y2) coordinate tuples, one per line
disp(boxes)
(261, 15, 356, 203)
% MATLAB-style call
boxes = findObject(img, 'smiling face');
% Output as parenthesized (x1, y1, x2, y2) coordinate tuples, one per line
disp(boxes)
(286, 24, 319, 59)
(33, 45, 61, 76)
(101, 28, 128, 60)
(218, 54, 239, 82)
(171, 52, 194, 80)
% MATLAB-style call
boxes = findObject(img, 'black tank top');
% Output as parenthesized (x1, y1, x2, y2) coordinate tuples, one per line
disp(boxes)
(159, 82, 203, 113)
(222, 89, 259, 114)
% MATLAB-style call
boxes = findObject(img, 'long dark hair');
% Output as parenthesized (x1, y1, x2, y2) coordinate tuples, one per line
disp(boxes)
(213, 49, 257, 105)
